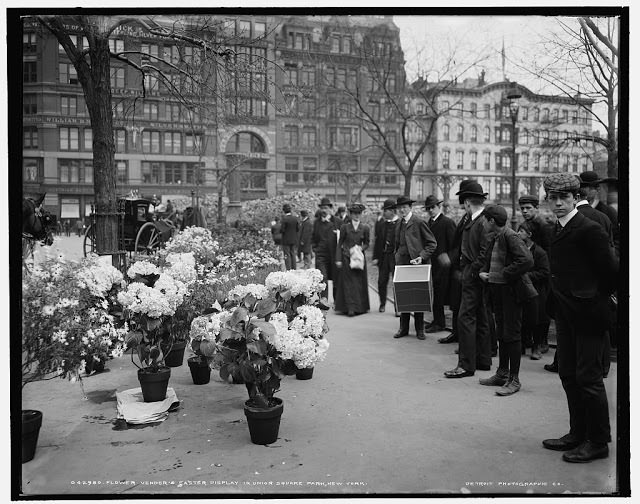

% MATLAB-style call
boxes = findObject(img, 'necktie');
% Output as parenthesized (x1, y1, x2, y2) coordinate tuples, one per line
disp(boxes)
(555, 221, 563, 234)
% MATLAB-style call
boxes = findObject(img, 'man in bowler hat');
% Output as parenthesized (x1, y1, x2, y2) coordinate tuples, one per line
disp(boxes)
(541, 172, 617, 463)
(424, 195, 456, 333)
(444, 181, 491, 378)
(392, 195, 437, 340)
(373, 198, 400, 313)
(312, 197, 341, 300)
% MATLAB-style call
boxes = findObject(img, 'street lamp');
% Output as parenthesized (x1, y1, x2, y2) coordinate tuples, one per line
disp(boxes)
(507, 84, 521, 229)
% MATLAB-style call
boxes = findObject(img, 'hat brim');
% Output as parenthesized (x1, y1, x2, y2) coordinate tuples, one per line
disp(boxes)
(424, 200, 444, 208)
(318, 202, 333, 207)
(457, 191, 488, 197)
(382, 205, 396, 210)
(579, 181, 602, 187)
(396, 199, 416, 206)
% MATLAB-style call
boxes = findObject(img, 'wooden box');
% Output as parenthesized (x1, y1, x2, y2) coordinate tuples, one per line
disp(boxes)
(392, 265, 433, 313)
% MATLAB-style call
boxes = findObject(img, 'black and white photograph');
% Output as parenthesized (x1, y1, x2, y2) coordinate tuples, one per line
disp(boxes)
(6, 3, 630, 499)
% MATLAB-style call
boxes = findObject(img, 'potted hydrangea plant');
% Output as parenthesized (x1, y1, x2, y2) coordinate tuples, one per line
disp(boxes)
(117, 259, 188, 402)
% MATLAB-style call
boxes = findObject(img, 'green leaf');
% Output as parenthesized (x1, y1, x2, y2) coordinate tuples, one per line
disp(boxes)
(230, 306, 249, 326)
(240, 363, 257, 383)
(219, 365, 231, 382)
(281, 289, 292, 300)
(244, 294, 257, 309)
(145, 317, 163, 332)
(191, 339, 201, 355)
(219, 327, 244, 341)
(149, 346, 160, 360)
(125, 330, 143, 347)
(250, 320, 276, 340)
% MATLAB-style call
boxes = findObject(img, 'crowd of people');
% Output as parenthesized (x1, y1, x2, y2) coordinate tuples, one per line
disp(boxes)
(271, 169, 620, 464)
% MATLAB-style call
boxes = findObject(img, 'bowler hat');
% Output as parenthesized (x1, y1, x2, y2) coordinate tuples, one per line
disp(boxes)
(601, 177, 619, 190)
(456, 181, 488, 198)
(381, 198, 397, 210)
(424, 195, 443, 209)
(456, 179, 477, 194)
(579, 171, 603, 187)
(518, 194, 539, 207)
(318, 197, 333, 208)
(482, 204, 508, 227)
(348, 202, 365, 213)
(395, 195, 416, 207)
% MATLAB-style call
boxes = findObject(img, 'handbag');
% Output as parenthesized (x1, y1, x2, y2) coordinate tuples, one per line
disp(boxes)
(349, 245, 365, 270)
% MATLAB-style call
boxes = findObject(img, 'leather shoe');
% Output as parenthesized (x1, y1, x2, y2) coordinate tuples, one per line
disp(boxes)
(416, 332, 426, 340)
(393, 331, 409, 339)
(425, 324, 445, 334)
(542, 433, 583, 451)
(476, 364, 491, 371)
(544, 363, 558, 373)
(379, 305, 385, 313)
(562, 441, 609, 463)
(438, 332, 458, 344)
(444, 367, 474, 378)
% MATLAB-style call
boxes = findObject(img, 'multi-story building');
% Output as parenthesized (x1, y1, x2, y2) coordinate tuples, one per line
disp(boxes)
(409, 75, 595, 206)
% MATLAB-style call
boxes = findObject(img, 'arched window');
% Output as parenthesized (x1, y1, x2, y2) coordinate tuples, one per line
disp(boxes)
(471, 126, 477, 142)
(442, 124, 450, 141)
(225, 132, 267, 192)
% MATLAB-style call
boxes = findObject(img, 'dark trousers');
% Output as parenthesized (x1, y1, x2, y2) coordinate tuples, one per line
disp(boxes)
(431, 267, 449, 327)
(396, 252, 424, 335)
(457, 265, 491, 373)
(554, 290, 610, 445)
(485, 286, 497, 353)
(282, 244, 297, 270)
(315, 252, 334, 300)
(377, 253, 395, 305)
(449, 269, 462, 334)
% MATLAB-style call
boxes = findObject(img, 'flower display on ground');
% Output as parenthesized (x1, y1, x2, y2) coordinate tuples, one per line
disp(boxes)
(265, 269, 326, 301)
(228, 283, 270, 302)
(22, 253, 127, 386)
(162, 226, 219, 268)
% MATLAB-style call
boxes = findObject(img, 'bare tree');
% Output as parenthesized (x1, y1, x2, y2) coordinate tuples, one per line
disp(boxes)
(33, 14, 278, 260)
(519, 16, 619, 177)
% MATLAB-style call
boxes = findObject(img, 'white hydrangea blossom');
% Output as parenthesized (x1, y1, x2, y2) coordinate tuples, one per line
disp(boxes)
(127, 261, 160, 279)
(265, 269, 326, 299)
(77, 259, 124, 297)
(228, 283, 270, 301)
(117, 272, 186, 318)
(290, 305, 325, 338)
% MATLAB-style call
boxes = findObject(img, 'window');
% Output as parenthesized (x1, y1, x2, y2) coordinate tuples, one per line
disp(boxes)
(59, 127, 79, 151)
(144, 102, 159, 120)
(336, 68, 346, 88)
(116, 161, 128, 184)
(571, 110, 578, 124)
(24, 94, 37, 115)
(533, 154, 540, 172)
(59, 159, 79, 183)
(24, 61, 38, 83)
(59, 63, 78, 84)
(532, 107, 539, 121)
(502, 105, 510, 119)
(325, 67, 335, 87)
(456, 151, 464, 170)
(141, 162, 161, 184)
(303, 157, 317, 183)
(387, 73, 396, 92)
(61, 96, 77, 116)
(484, 152, 491, 170)
(109, 39, 124, 53)
(387, 131, 397, 150)
(110, 68, 125, 88)
(300, 99, 315, 116)
(562, 154, 569, 171)
(522, 153, 529, 171)
(495, 153, 502, 171)
(301, 67, 315, 86)
(343, 37, 351, 54)
(185, 163, 204, 185)
(165, 162, 182, 184)
(495, 128, 502, 143)
(185, 133, 202, 155)
(581, 156, 588, 171)
(142, 131, 161, 153)
(542, 155, 549, 171)
(503, 127, 511, 143)
(562, 110, 569, 123)
(83, 128, 92, 150)
(521, 106, 528, 121)
(521, 129, 529, 144)
(285, 157, 299, 183)
(470, 151, 477, 170)
(533, 130, 539, 144)
(164, 132, 182, 154)
(457, 125, 464, 141)
(541, 108, 549, 122)
(470, 102, 477, 117)
(24, 159, 41, 182)
(143, 74, 158, 92)
(496, 179, 511, 200)
(166, 103, 181, 122)
(484, 103, 491, 119)
(368, 158, 381, 184)
(384, 164, 397, 185)
(581, 110, 588, 125)
(479, 126, 488, 143)
(441, 101, 450, 114)
(23, 32, 37, 53)
(442, 150, 450, 170)
(503, 154, 511, 170)
(331, 36, 340, 53)
(551, 109, 559, 123)
(285, 66, 298, 86)
(238, 20, 251, 38)
(369, 101, 380, 120)
(115, 129, 126, 153)
(253, 22, 267, 38)
(23, 127, 38, 149)
(140, 43, 159, 59)
(442, 124, 450, 141)
(302, 127, 316, 147)
(541, 130, 549, 144)
(284, 126, 298, 148)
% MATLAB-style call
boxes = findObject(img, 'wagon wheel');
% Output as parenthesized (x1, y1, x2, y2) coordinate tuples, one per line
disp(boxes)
(83, 224, 96, 257)
(135, 222, 161, 255)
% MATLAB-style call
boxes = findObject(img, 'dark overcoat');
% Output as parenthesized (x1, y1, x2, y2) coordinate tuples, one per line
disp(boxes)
(298, 218, 313, 254)
(428, 213, 456, 305)
(393, 213, 437, 265)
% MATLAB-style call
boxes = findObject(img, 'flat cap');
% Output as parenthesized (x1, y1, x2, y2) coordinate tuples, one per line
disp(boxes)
(543, 173, 580, 193)
(481, 204, 508, 227)
(518, 194, 539, 206)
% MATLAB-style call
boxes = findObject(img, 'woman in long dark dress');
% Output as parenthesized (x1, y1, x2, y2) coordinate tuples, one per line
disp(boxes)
(334, 203, 370, 316)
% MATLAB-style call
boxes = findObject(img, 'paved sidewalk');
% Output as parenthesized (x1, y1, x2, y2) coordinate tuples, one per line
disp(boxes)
(20, 285, 618, 496)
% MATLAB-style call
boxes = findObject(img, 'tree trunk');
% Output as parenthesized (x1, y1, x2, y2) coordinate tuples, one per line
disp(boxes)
(80, 35, 119, 264)
(403, 165, 413, 197)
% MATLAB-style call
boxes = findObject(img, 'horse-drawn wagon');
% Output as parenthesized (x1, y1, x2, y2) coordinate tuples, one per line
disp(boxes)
(83, 195, 175, 257)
